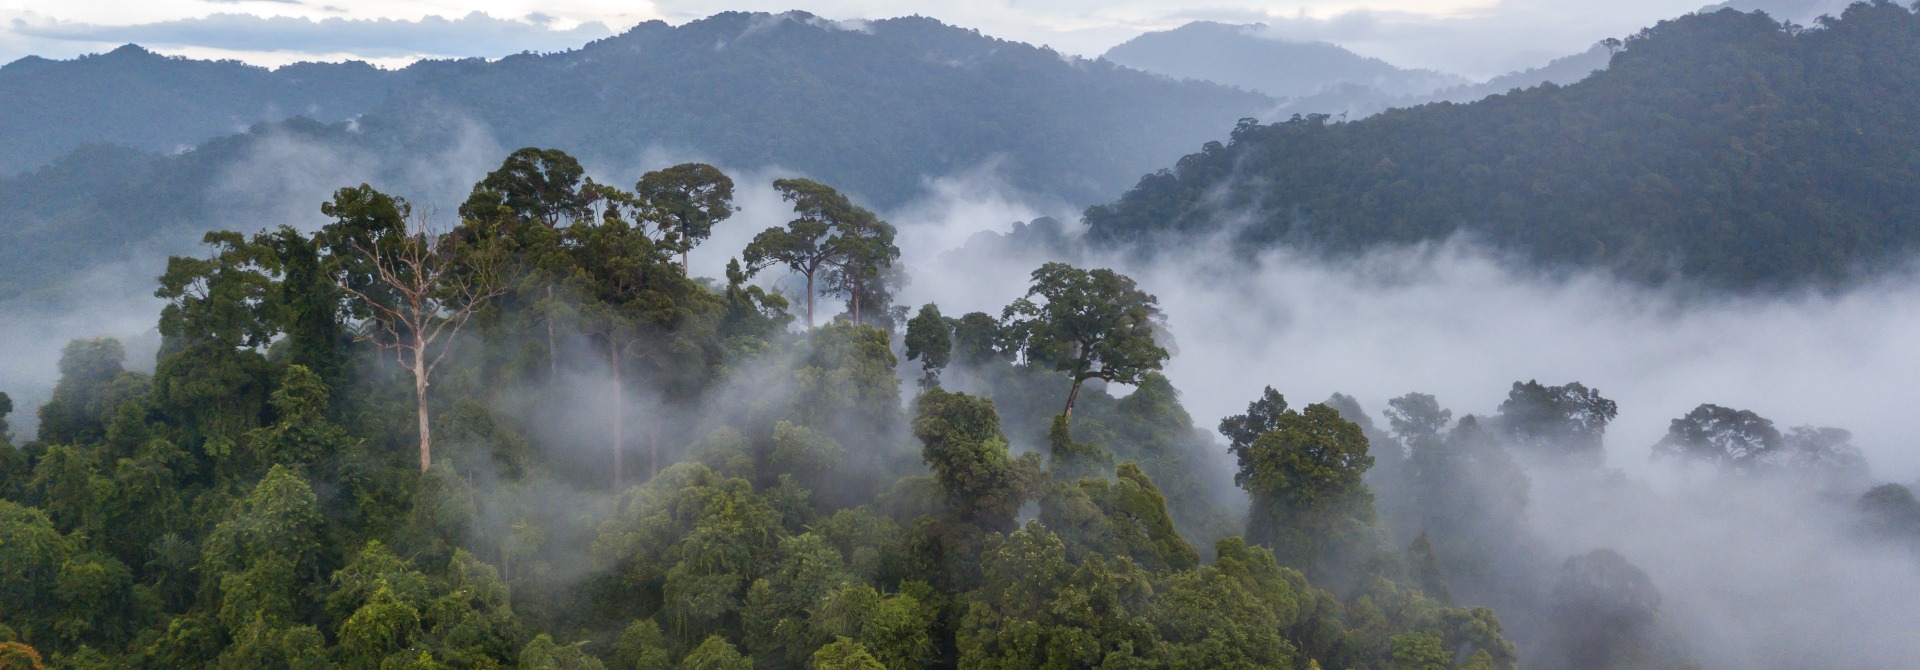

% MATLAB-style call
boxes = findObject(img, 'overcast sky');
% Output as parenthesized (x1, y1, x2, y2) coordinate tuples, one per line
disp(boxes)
(0, 0, 1828, 78)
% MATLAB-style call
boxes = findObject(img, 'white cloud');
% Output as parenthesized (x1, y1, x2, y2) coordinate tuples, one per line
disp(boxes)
(9, 11, 614, 60)
(2, 1, 1767, 77)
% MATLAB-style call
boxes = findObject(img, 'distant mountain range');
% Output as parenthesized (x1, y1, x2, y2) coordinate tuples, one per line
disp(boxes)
(1, 13, 1275, 205)
(1104, 21, 1614, 120)
(1101, 22, 1467, 100)
(4, 4, 1912, 302)
(0, 45, 405, 177)
(0, 11, 1275, 300)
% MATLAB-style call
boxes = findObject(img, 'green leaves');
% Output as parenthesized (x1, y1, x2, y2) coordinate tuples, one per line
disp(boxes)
(679, 636, 750, 670)
(1651, 403, 1781, 469)
(0, 143, 1569, 670)
(156, 231, 279, 351)
(243, 365, 354, 472)
(742, 178, 898, 327)
(634, 163, 736, 268)
(809, 638, 886, 670)
(459, 148, 596, 229)
(0, 500, 78, 642)
(518, 634, 607, 670)
(1086, 6, 1920, 289)
(903, 304, 953, 389)
(1495, 381, 1617, 464)
(1040, 463, 1198, 573)
(36, 339, 136, 446)
(1225, 400, 1377, 581)
(1237, 405, 1374, 510)
(1003, 262, 1168, 419)
(913, 389, 1041, 534)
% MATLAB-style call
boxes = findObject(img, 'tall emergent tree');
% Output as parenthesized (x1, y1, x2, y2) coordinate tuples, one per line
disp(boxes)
(1003, 262, 1168, 421)
(264, 226, 346, 388)
(1224, 398, 1376, 579)
(1650, 403, 1781, 471)
(821, 206, 899, 327)
(635, 163, 736, 273)
(456, 147, 597, 228)
(743, 178, 896, 329)
(456, 149, 602, 383)
(336, 208, 505, 472)
(563, 201, 712, 488)
(1495, 380, 1618, 465)
(903, 304, 952, 389)
(1219, 386, 1289, 451)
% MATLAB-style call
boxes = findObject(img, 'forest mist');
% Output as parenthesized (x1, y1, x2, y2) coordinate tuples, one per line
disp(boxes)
(909, 179, 1920, 668)
(3, 124, 1919, 668)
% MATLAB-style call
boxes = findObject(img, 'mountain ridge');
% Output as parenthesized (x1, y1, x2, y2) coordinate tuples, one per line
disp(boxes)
(0, 10, 1274, 301)
(1084, 4, 1920, 289)
(0, 44, 411, 176)
(1102, 21, 1467, 99)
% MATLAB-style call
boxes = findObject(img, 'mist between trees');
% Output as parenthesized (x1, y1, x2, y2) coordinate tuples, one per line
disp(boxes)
(1, 147, 1917, 670)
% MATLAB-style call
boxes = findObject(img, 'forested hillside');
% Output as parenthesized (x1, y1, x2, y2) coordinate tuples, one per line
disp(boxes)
(0, 11, 1272, 301)
(0, 118, 358, 302)
(5, 135, 1919, 667)
(0, 45, 403, 176)
(0, 11, 1272, 205)
(1085, 3, 1920, 288)
(380, 12, 1273, 207)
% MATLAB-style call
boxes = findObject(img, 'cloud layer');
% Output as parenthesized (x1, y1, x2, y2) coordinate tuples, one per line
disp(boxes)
(9, 11, 612, 61)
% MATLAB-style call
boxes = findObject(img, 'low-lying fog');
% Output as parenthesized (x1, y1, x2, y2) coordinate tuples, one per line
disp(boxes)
(3, 143, 1917, 668)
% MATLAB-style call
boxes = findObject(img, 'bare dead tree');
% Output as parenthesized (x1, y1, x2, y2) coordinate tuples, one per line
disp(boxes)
(339, 212, 505, 472)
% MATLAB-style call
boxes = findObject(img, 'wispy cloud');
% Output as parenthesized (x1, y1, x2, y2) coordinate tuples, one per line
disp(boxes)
(10, 11, 614, 59)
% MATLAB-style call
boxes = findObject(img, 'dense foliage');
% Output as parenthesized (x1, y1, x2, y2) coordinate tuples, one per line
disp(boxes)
(0, 149, 1541, 669)
(1086, 3, 1920, 288)
(5, 144, 1919, 668)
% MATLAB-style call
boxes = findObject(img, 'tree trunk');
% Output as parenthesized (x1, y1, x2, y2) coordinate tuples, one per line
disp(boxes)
(805, 273, 816, 330)
(546, 285, 558, 381)
(681, 249, 691, 275)
(851, 280, 862, 326)
(649, 421, 661, 480)
(611, 342, 624, 491)
(1062, 377, 1083, 422)
(414, 344, 432, 473)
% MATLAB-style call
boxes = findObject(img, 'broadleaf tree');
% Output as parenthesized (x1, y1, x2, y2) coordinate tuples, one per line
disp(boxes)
(635, 163, 736, 273)
(1002, 262, 1169, 422)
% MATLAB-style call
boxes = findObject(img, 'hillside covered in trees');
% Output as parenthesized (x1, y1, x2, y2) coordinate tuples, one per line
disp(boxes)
(4, 146, 1917, 669)
(1085, 3, 1920, 288)
(0, 11, 1271, 202)
(0, 11, 1272, 302)
(0, 45, 404, 177)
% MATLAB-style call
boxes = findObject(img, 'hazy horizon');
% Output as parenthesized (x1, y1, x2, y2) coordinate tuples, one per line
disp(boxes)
(0, 0, 1842, 78)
